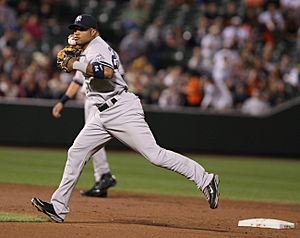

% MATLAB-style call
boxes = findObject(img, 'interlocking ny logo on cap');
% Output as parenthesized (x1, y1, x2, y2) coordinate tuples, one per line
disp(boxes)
(68, 14, 97, 30)
(75, 15, 82, 23)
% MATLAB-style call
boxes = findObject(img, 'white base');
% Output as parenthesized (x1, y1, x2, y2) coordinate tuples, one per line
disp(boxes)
(238, 218, 295, 229)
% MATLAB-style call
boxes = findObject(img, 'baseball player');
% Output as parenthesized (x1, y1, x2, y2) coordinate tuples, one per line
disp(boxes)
(52, 80, 117, 198)
(31, 14, 220, 223)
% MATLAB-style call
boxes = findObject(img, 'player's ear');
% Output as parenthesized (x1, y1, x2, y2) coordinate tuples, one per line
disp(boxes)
(91, 29, 97, 37)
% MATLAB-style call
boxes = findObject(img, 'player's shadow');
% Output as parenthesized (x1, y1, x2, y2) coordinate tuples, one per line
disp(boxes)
(67, 219, 229, 233)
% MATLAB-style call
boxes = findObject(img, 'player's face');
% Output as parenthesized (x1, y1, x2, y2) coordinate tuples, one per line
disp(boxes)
(73, 27, 96, 47)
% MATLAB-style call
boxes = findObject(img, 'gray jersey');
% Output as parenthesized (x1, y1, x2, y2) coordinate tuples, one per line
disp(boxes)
(73, 36, 127, 105)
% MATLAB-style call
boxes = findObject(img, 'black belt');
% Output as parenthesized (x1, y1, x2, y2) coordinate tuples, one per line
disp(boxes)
(98, 97, 118, 112)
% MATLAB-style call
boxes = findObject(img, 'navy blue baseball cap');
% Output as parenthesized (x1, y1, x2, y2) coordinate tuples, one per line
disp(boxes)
(68, 14, 98, 30)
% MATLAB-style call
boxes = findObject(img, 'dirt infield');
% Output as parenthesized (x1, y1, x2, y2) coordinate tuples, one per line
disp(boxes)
(0, 184, 299, 238)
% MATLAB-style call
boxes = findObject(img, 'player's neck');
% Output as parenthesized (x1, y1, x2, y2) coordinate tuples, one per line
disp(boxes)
(82, 34, 99, 50)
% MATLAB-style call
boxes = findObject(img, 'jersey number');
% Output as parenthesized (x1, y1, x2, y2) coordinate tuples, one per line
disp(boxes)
(109, 46, 119, 70)
(112, 54, 119, 70)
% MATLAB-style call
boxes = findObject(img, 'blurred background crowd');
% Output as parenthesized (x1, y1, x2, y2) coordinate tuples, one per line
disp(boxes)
(0, 0, 299, 115)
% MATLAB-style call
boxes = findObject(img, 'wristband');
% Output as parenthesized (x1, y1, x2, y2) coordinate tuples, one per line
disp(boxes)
(60, 94, 70, 104)
(73, 61, 88, 73)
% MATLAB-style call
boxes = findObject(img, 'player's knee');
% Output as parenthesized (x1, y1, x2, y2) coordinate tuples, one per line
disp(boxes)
(67, 147, 75, 160)
(144, 146, 167, 166)
(67, 146, 80, 160)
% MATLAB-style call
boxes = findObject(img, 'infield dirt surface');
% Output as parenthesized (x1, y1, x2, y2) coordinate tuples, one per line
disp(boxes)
(0, 184, 299, 238)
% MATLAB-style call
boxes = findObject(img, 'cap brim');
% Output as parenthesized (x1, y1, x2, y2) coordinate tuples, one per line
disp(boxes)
(68, 23, 89, 30)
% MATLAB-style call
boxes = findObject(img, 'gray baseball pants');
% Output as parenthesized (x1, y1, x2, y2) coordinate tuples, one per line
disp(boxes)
(85, 99, 110, 181)
(51, 91, 213, 219)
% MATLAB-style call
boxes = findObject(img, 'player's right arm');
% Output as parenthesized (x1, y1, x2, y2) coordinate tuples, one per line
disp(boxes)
(67, 49, 118, 80)
(52, 81, 81, 118)
(68, 59, 114, 80)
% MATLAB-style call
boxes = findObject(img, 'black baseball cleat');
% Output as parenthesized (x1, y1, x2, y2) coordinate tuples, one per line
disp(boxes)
(80, 173, 117, 197)
(31, 197, 64, 223)
(203, 174, 220, 209)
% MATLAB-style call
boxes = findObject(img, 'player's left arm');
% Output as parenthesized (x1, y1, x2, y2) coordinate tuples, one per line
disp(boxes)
(52, 81, 81, 118)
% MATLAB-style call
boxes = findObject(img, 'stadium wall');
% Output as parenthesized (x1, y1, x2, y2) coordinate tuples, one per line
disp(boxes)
(0, 98, 299, 157)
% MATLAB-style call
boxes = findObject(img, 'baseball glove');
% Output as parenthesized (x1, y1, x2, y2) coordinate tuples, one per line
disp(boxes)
(57, 46, 82, 73)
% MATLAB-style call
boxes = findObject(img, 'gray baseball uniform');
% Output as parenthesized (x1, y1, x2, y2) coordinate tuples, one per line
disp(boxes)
(50, 36, 214, 219)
